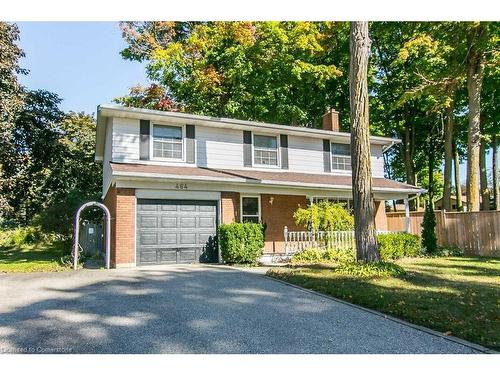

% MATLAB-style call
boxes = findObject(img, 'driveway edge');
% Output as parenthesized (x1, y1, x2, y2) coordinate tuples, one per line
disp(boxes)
(215, 264, 496, 354)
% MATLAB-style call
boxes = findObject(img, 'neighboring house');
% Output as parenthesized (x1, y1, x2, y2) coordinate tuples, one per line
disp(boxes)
(95, 105, 423, 267)
(435, 196, 468, 211)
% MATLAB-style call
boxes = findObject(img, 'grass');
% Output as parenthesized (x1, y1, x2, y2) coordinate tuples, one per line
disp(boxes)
(267, 256, 500, 351)
(0, 241, 70, 273)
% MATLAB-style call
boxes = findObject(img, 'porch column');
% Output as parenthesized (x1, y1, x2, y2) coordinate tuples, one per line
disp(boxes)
(404, 197, 411, 233)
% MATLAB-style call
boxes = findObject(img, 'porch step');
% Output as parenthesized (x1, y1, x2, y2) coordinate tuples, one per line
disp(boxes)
(259, 253, 292, 265)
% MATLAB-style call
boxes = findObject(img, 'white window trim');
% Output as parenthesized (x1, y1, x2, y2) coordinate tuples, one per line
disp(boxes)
(252, 133, 280, 169)
(150, 122, 186, 162)
(311, 197, 353, 210)
(330, 142, 351, 172)
(240, 195, 261, 223)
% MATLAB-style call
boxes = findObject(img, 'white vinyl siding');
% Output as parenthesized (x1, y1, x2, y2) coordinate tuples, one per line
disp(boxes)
(102, 117, 113, 197)
(287, 136, 324, 173)
(370, 144, 385, 178)
(112, 117, 140, 161)
(196, 126, 244, 169)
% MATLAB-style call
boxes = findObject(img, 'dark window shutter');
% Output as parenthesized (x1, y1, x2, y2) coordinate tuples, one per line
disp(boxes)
(243, 130, 252, 167)
(280, 134, 289, 169)
(186, 124, 196, 164)
(140, 120, 150, 160)
(323, 139, 331, 172)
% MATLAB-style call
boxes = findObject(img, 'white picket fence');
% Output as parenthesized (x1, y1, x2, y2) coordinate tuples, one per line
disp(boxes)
(283, 226, 396, 254)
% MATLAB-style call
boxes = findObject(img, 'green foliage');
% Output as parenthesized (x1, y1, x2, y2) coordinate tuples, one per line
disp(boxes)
(291, 247, 356, 264)
(377, 233, 421, 260)
(119, 21, 349, 128)
(114, 84, 180, 111)
(218, 222, 264, 264)
(332, 262, 406, 278)
(421, 203, 438, 254)
(293, 201, 354, 232)
(0, 226, 55, 247)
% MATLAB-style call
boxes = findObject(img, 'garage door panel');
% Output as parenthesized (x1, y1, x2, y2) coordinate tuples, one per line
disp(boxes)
(159, 250, 177, 263)
(178, 249, 197, 262)
(159, 233, 177, 245)
(161, 217, 177, 228)
(139, 232, 157, 246)
(140, 204, 158, 211)
(139, 216, 158, 228)
(199, 217, 216, 228)
(161, 204, 177, 211)
(137, 199, 218, 265)
(139, 249, 158, 264)
(180, 217, 196, 228)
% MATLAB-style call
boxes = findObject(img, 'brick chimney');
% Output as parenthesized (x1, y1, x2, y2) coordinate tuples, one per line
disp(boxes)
(322, 108, 340, 132)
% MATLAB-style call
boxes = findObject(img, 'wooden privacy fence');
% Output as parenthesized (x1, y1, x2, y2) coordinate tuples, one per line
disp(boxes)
(387, 210, 500, 257)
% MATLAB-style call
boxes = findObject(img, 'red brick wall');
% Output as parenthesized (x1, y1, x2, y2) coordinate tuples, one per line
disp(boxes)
(374, 200, 388, 231)
(104, 187, 136, 267)
(221, 192, 240, 223)
(261, 194, 308, 253)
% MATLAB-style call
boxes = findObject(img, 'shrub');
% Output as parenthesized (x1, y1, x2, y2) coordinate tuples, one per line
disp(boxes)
(218, 222, 264, 264)
(0, 226, 48, 247)
(291, 248, 324, 263)
(291, 247, 355, 264)
(323, 248, 356, 263)
(293, 201, 354, 232)
(333, 262, 406, 278)
(377, 232, 421, 260)
(421, 203, 438, 254)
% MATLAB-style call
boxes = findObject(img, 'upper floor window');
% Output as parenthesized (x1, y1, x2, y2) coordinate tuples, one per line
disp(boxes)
(254, 134, 278, 166)
(331, 143, 351, 171)
(153, 124, 183, 160)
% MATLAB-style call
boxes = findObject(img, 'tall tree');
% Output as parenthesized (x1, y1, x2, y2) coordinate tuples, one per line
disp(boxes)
(120, 21, 349, 128)
(349, 22, 379, 262)
(465, 22, 487, 211)
(0, 22, 27, 219)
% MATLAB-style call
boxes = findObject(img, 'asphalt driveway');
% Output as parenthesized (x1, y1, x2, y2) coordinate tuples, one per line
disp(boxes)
(0, 265, 486, 354)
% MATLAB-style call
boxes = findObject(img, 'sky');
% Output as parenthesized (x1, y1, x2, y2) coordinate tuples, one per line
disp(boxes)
(17, 22, 149, 115)
(15, 21, 488, 184)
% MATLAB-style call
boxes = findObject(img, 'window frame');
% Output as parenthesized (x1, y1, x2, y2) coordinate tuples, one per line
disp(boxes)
(252, 133, 280, 168)
(150, 122, 186, 162)
(240, 195, 261, 223)
(330, 142, 351, 172)
(310, 197, 354, 212)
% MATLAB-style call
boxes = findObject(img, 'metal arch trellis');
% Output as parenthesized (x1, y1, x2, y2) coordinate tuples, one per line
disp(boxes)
(72, 201, 111, 270)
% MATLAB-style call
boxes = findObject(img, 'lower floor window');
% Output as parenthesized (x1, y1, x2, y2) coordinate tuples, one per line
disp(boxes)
(241, 196, 260, 223)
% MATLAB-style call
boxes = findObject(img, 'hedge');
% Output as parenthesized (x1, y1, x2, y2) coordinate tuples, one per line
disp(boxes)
(377, 232, 421, 260)
(218, 222, 264, 264)
(291, 232, 421, 264)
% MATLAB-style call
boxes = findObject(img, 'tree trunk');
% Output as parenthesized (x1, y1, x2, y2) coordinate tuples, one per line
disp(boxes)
(443, 101, 454, 211)
(480, 137, 490, 210)
(453, 140, 463, 211)
(349, 21, 379, 263)
(428, 128, 435, 208)
(466, 30, 485, 212)
(493, 135, 499, 210)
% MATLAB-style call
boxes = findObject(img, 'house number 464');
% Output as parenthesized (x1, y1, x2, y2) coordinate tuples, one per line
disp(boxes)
(175, 183, 188, 190)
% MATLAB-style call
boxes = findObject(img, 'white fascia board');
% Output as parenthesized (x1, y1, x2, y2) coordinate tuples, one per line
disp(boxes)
(112, 170, 424, 195)
(98, 104, 399, 146)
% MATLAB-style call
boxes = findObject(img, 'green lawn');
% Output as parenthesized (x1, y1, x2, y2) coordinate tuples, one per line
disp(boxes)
(0, 241, 70, 273)
(267, 257, 500, 351)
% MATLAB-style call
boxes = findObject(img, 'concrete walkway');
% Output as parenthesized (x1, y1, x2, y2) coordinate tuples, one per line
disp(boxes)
(0, 265, 486, 354)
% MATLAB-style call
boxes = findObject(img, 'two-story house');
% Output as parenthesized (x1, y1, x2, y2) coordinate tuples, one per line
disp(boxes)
(95, 104, 422, 267)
